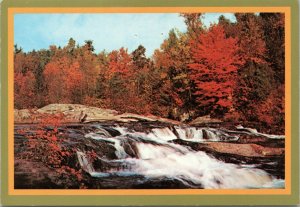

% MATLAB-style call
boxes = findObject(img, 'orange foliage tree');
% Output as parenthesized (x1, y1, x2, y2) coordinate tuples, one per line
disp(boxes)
(13, 13, 285, 131)
(104, 48, 134, 111)
(75, 40, 99, 99)
(44, 57, 84, 104)
(14, 71, 36, 109)
(108, 47, 132, 78)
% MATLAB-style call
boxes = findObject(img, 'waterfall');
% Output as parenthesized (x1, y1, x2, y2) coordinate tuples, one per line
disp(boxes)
(77, 151, 95, 174)
(85, 132, 128, 159)
(114, 126, 239, 143)
(132, 143, 276, 189)
(80, 124, 284, 189)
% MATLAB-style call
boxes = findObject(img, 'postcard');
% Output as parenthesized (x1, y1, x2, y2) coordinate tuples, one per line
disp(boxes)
(1, 0, 299, 206)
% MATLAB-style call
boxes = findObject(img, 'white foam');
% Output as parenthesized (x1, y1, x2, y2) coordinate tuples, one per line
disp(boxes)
(173, 127, 239, 142)
(76, 151, 95, 174)
(81, 124, 285, 189)
(236, 125, 285, 139)
(149, 128, 178, 141)
(130, 143, 281, 189)
(175, 127, 204, 142)
(85, 133, 128, 159)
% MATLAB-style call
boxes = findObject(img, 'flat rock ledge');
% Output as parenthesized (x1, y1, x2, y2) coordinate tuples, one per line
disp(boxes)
(203, 142, 284, 157)
(14, 104, 183, 125)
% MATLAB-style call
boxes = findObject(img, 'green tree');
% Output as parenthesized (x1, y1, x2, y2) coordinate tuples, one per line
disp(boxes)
(260, 13, 285, 84)
(180, 13, 203, 38)
(153, 29, 195, 120)
(234, 62, 274, 119)
(218, 15, 238, 38)
(235, 13, 266, 64)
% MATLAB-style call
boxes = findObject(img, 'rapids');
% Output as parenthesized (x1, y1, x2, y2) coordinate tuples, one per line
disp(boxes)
(77, 124, 285, 189)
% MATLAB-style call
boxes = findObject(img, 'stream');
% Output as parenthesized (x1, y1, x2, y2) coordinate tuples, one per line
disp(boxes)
(14, 122, 285, 189)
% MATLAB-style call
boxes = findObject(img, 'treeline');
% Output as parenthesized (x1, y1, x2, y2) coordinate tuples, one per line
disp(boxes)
(14, 13, 285, 130)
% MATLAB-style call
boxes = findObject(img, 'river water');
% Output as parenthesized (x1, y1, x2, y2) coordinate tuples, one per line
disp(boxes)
(71, 124, 285, 189)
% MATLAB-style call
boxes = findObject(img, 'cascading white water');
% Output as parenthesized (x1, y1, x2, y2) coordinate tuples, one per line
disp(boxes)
(175, 127, 203, 141)
(235, 125, 285, 139)
(149, 128, 178, 141)
(131, 143, 277, 189)
(85, 133, 128, 159)
(77, 151, 95, 173)
(113, 126, 177, 143)
(135, 143, 183, 159)
(82, 126, 285, 189)
(114, 126, 239, 143)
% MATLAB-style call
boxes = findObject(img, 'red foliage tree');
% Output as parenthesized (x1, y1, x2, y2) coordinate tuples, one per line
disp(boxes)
(189, 24, 243, 116)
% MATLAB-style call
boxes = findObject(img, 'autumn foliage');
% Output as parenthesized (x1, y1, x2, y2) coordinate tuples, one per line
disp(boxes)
(18, 113, 87, 187)
(189, 25, 243, 116)
(44, 57, 84, 103)
(14, 12, 285, 131)
(14, 71, 36, 109)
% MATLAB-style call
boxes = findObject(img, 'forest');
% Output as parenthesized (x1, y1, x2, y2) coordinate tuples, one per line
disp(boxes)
(14, 13, 285, 132)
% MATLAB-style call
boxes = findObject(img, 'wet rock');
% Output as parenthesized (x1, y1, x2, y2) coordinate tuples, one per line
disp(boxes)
(14, 122, 285, 188)
(202, 129, 209, 140)
(172, 139, 285, 178)
(189, 115, 222, 125)
(14, 160, 60, 189)
(123, 141, 138, 158)
(237, 134, 285, 148)
(203, 142, 284, 157)
(132, 177, 201, 189)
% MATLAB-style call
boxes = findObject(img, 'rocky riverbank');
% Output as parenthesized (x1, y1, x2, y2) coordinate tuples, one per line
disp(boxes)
(14, 104, 283, 134)
(14, 104, 285, 189)
(14, 104, 182, 125)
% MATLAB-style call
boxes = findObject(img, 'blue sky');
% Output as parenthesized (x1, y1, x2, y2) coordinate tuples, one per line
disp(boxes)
(14, 13, 235, 57)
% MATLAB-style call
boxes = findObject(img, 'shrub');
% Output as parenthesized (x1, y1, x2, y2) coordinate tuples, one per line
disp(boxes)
(18, 113, 89, 188)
